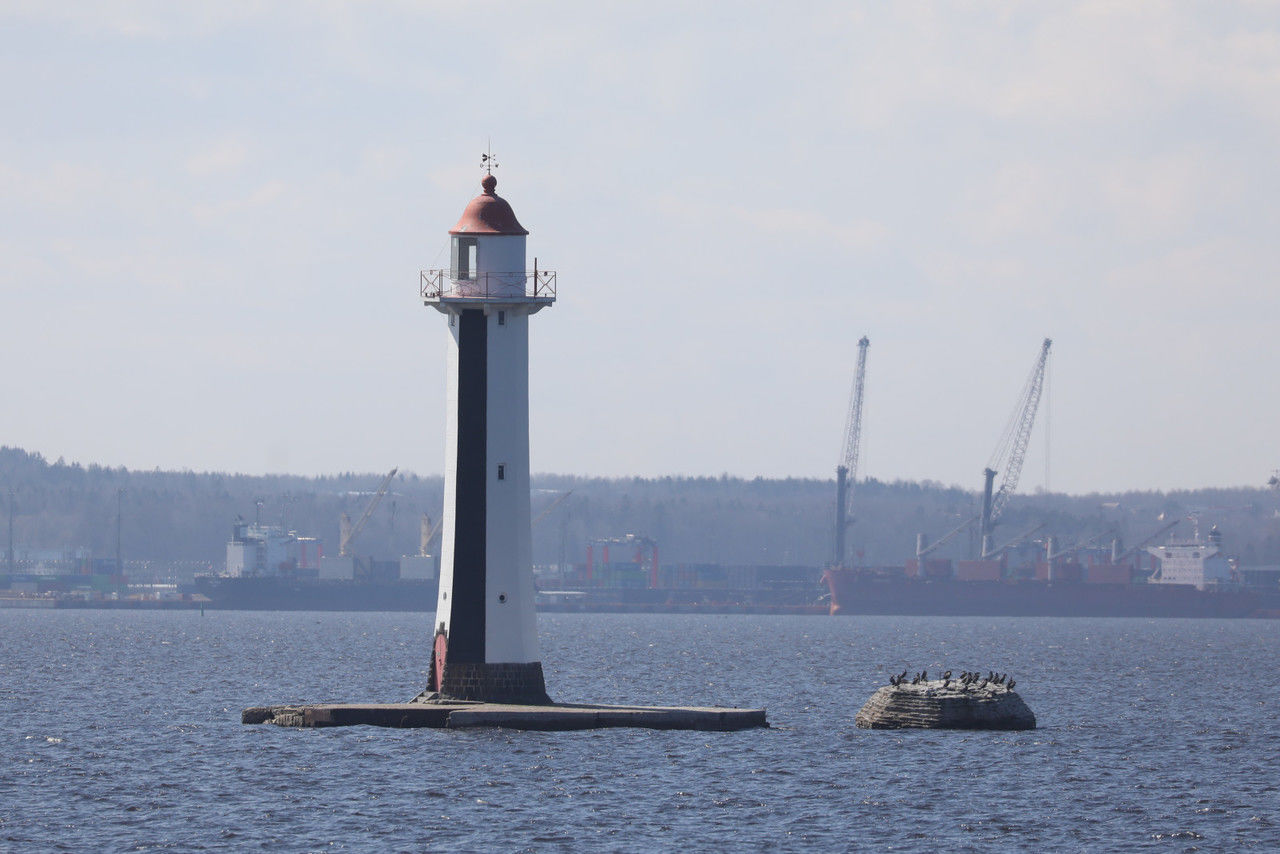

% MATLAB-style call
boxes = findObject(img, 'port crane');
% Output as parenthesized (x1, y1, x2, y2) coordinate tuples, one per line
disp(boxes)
(916, 517, 1047, 568)
(421, 514, 444, 555)
(1109, 518, 1182, 567)
(533, 489, 574, 526)
(1047, 509, 1219, 567)
(338, 467, 398, 557)
(979, 338, 1051, 558)
(834, 336, 869, 567)
(1046, 527, 1118, 562)
(983, 522, 1046, 561)
(915, 513, 980, 569)
(417, 489, 573, 557)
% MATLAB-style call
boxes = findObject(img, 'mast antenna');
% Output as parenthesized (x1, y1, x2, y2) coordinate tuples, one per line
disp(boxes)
(481, 141, 498, 175)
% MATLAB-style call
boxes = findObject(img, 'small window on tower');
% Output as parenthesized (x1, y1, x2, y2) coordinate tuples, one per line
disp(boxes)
(452, 236, 479, 281)
(498, 310, 506, 326)
(497, 464, 506, 480)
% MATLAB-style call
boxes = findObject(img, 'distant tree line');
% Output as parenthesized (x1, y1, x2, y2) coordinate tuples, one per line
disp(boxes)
(4, 446, 1280, 570)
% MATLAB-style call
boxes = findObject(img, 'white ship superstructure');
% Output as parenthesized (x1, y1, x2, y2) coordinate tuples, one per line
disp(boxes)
(1146, 526, 1233, 590)
(226, 520, 321, 578)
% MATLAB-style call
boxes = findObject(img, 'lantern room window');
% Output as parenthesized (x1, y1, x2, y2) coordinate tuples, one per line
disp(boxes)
(452, 236, 478, 280)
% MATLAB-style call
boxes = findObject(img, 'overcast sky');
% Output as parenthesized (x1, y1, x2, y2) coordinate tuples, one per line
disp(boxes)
(2, 1, 1278, 494)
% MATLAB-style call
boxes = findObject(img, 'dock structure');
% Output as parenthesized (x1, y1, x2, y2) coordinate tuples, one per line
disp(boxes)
(242, 159, 768, 733)
(244, 702, 766, 732)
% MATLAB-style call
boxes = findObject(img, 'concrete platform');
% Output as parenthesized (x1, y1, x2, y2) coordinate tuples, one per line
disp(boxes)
(243, 701, 768, 731)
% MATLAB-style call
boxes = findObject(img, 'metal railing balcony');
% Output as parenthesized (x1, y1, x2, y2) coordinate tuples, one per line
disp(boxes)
(420, 269, 556, 302)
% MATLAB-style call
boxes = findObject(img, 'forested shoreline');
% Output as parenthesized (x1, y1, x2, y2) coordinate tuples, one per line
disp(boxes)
(4, 447, 1279, 570)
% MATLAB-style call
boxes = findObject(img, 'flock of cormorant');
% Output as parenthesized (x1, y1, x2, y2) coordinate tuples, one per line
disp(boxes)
(887, 669, 1016, 692)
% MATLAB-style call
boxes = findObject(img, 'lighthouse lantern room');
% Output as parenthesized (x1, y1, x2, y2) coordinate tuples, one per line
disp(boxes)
(420, 167, 555, 704)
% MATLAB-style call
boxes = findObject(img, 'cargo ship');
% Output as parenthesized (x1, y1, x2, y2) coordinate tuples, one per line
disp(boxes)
(186, 575, 827, 614)
(187, 516, 441, 611)
(190, 574, 438, 611)
(823, 530, 1280, 618)
(821, 571, 1280, 618)
(185, 523, 830, 613)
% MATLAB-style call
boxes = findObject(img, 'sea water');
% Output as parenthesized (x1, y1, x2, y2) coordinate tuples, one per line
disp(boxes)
(2, 611, 1277, 851)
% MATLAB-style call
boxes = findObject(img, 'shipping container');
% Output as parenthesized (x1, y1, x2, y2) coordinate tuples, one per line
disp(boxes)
(1086, 563, 1134, 585)
(955, 560, 1002, 582)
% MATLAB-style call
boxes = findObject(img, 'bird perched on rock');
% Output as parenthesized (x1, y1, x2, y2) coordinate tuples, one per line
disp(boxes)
(899, 670, 908, 683)
(911, 673, 920, 685)
(921, 670, 928, 682)
(943, 670, 952, 681)
(1006, 679, 1016, 691)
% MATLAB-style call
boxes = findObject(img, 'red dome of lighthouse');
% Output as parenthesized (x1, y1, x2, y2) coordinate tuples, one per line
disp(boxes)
(450, 175, 529, 236)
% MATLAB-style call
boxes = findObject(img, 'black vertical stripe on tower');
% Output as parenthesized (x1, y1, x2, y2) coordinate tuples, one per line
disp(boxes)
(449, 309, 487, 663)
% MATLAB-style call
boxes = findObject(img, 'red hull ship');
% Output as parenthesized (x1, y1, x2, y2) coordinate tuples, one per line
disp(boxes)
(822, 567, 1280, 619)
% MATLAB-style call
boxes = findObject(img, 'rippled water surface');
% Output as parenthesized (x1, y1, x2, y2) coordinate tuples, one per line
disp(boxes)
(2, 611, 1278, 851)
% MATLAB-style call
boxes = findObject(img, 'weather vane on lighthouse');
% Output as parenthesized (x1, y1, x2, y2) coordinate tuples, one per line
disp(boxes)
(480, 143, 498, 175)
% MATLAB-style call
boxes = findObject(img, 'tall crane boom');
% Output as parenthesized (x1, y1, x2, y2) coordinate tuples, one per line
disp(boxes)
(418, 489, 573, 559)
(834, 336, 870, 567)
(840, 336, 870, 485)
(980, 339, 1051, 550)
(917, 514, 981, 558)
(1111, 518, 1181, 565)
(533, 490, 573, 527)
(339, 467, 398, 557)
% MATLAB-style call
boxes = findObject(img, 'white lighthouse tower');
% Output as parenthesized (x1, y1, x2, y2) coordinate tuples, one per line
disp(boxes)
(242, 162, 766, 731)
(420, 167, 556, 703)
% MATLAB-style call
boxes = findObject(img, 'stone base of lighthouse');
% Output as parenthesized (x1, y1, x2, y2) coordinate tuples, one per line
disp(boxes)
(431, 662, 551, 705)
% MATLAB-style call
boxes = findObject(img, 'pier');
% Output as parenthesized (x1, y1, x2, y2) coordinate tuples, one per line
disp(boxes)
(244, 701, 767, 731)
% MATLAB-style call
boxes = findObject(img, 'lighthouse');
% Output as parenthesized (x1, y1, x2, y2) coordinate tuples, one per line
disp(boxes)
(420, 169, 556, 704)
(243, 162, 766, 730)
